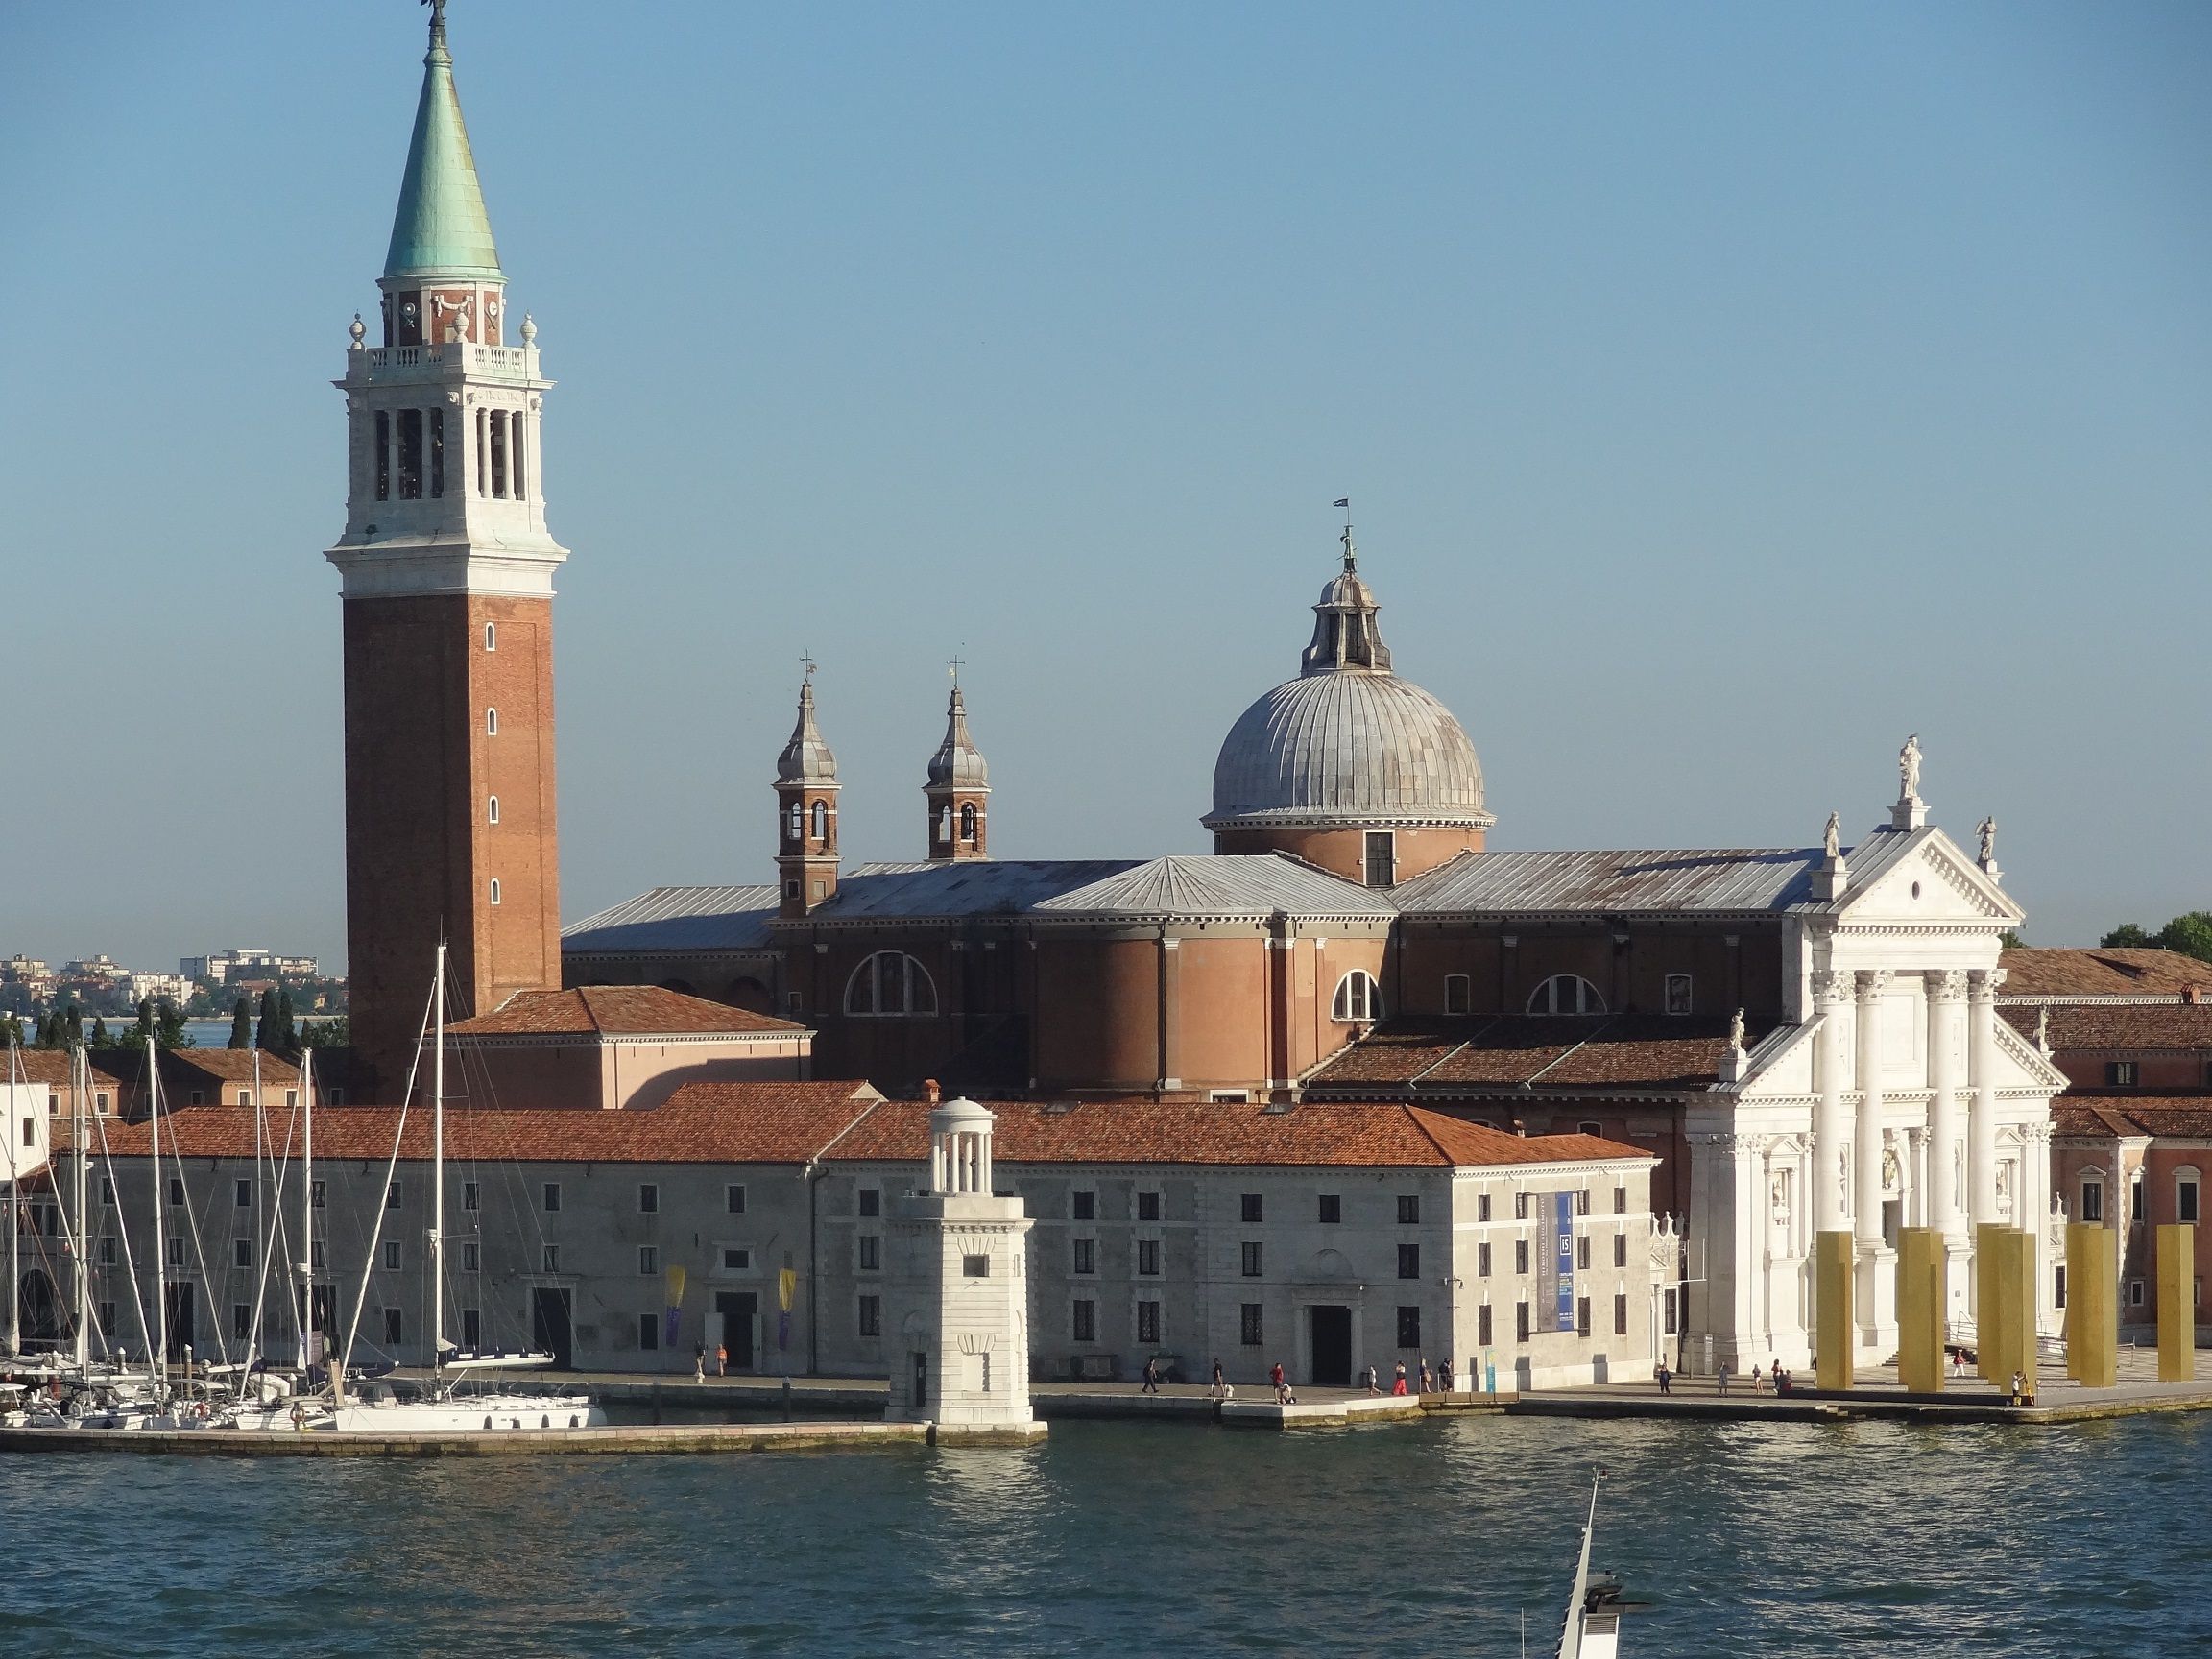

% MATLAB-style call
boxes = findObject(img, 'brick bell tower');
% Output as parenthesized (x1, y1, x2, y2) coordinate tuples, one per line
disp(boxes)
(926, 674, 990, 861)
(328, 1, 567, 1099)
(776, 663, 841, 918)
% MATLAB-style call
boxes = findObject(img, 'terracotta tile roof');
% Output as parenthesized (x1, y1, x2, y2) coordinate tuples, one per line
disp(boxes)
(448, 985, 805, 1038)
(2000, 948, 2212, 1000)
(2001, 1003, 2212, 1051)
(1307, 1015, 1755, 1093)
(2, 1051, 77, 1088)
(822, 1097, 1652, 1170)
(2053, 1098, 2212, 1140)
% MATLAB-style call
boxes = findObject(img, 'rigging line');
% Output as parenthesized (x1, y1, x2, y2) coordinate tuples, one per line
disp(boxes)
(169, 1130, 236, 1374)
(336, 969, 437, 1385)
(244, 1079, 304, 1375)
(89, 1103, 155, 1376)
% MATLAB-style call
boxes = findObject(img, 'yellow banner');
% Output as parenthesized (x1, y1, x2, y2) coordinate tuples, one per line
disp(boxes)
(665, 1265, 686, 1306)
(778, 1267, 796, 1312)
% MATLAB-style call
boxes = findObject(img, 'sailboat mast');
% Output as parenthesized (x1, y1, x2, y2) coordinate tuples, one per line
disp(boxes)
(7, 1034, 22, 1358)
(73, 1045, 89, 1371)
(150, 1047, 166, 1386)
(431, 944, 445, 1377)
(299, 1046, 314, 1372)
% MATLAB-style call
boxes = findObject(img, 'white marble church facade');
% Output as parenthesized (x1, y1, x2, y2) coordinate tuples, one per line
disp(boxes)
(1685, 761, 2067, 1373)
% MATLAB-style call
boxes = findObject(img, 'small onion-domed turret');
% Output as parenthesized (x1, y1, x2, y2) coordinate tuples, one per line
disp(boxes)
(926, 679, 990, 861)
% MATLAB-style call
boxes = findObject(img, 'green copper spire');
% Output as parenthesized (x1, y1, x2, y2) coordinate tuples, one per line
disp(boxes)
(383, 1, 502, 281)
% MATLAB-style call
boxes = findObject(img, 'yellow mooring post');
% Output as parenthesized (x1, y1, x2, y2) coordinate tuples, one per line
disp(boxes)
(2158, 1222, 2197, 1383)
(1896, 1228, 1945, 1393)
(1815, 1231, 1855, 1391)
(1976, 1222, 2009, 1382)
(2065, 1223, 2117, 1388)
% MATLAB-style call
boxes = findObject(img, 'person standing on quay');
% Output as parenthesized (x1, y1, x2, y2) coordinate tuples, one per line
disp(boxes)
(1391, 1360, 1409, 1396)
(693, 1344, 706, 1385)
(1418, 1358, 1433, 1395)
(715, 1342, 728, 1378)
(1718, 1359, 1732, 1396)
(1142, 1357, 1161, 1395)
(1656, 1360, 1671, 1395)
(1211, 1358, 1227, 1400)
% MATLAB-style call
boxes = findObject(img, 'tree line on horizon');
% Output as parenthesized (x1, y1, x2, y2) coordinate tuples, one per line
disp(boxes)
(5, 987, 348, 1055)
(2098, 911, 2212, 964)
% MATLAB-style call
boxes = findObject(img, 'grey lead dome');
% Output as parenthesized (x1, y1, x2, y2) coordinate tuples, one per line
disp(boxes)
(1204, 541, 1491, 831)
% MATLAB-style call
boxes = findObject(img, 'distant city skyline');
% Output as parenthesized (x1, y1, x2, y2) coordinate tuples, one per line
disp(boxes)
(3, 0, 2206, 972)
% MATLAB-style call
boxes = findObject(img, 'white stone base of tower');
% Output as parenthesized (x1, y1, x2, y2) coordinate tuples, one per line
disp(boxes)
(883, 1093, 1047, 1445)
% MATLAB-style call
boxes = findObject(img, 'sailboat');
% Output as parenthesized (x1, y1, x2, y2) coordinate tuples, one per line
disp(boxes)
(228, 947, 606, 1433)
(1553, 1476, 1647, 1659)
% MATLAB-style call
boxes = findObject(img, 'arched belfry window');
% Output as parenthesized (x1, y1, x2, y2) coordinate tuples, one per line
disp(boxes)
(811, 800, 830, 841)
(786, 802, 803, 843)
(845, 952, 938, 1018)
(1527, 974, 1605, 1016)
(1331, 970, 1382, 1023)
(959, 802, 977, 844)
(937, 805, 953, 845)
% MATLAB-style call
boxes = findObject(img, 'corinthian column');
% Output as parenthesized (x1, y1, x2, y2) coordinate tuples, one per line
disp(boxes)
(1854, 970, 1889, 1247)
(1926, 970, 1966, 1242)
(1968, 968, 2005, 1226)
(1813, 969, 1850, 1233)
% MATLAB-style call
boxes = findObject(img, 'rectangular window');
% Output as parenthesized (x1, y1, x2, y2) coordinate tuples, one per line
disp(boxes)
(2129, 1278, 2145, 1308)
(722, 1247, 751, 1271)
(638, 1245, 659, 1276)
(312, 1240, 326, 1272)
(541, 1244, 560, 1274)
(2105, 1061, 2139, 1086)
(1397, 1243, 1421, 1280)
(2183, 1182, 2202, 1226)
(1397, 1195, 1421, 1225)
(2132, 1177, 2146, 1224)
(1576, 1237, 1591, 1271)
(727, 1184, 747, 1214)
(1615, 1186, 1628, 1214)
(233, 1238, 252, 1269)
(1071, 1190, 1096, 1221)
(462, 1240, 480, 1272)
(101, 1176, 114, 1207)
(1318, 1193, 1342, 1224)
(383, 1307, 403, 1347)
(542, 1182, 561, 1214)
(490, 408, 509, 497)
(637, 1311, 660, 1352)
(462, 1308, 482, 1350)
(168, 1177, 184, 1207)
(1478, 1192, 1492, 1223)
(397, 407, 423, 499)
(858, 1294, 881, 1337)
(1478, 1241, 1493, 1278)
(1515, 1239, 1530, 1276)
(1137, 1299, 1161, 1345)
(1666, 973, 1693, 1016)
(1239, 1303, 1263, 1346)
(858, 1188, 881, 1218)
(2080, 1181, 2104, 1223)
(1397, 1305, 1422, 1348)
(98, 1237, 116, 1266)
(1137, 1238, 1161, 1277)
(427, 406, 445, 498)
(1240, 1193, 1262, 1223)
(1363, 829, 1396, 888)
(638, 1183, 659, 1214)
(1576, 1188, 1591, 1217)
(1576, 1297, 1591, 1337)
(1515, 1301, 1531, 1342)
(1072, 1238, 1096, 1275)
(1614, 1293, 1628, 1336)
(962, 1254, 990, 1278)
(1072, 1299, 1097, 1343)
(858, 1236, 881, 1272)
(1478, 1304, 1493, 1346)
(234, 1178, 252, 1210)
(1613, 1234, 1627, 1268)
(1137, 1190, 1161, 1221)
(383, 1240, 401, 1272)
(2055, 1265, 2068, 1309)
(232, 1304, 252, 1342)
(386, 1181, 401, 1211)
(1664, 1286, 1679, 1334)
(98, 1301, 117, 1338)
(1444, 973, 1471, 1015)
(1240, 1241, 1263, 1278)
(1514, 1191, 1529, 1221)
(374, 409, 391, 499)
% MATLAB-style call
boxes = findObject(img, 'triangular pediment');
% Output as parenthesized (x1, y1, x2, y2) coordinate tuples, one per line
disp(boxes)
(1834, 828, 2021, 926)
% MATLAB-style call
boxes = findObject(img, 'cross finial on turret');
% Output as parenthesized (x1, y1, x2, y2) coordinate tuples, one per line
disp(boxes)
(948, 653, 965, 688)
(801, 651, 815, 684)
(424, 0, 448, 48)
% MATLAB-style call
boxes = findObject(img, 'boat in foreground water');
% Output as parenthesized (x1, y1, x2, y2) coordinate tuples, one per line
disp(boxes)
(1553, 1476, 1648, 1659)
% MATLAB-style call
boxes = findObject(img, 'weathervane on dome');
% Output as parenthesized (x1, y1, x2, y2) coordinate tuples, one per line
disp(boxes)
(1333, 497, 1357, 573)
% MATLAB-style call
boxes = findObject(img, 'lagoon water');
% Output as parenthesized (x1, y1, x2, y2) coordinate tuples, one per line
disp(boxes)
(3, 1412, 2205, 1656)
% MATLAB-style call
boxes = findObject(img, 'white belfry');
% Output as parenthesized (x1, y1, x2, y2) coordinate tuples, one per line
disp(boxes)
(883, 1090, 1044, 1442)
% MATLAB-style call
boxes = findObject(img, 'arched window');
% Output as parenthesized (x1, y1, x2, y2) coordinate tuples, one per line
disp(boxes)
(485, 707, 498, 735)
(1443, 974, 1471, 1015)
(1527, 974, 1605, 1015)
(1331, 970, 1382, 1022)
(483, 621, 496, 652)
(845, 951, 939, 1017)
(811, 799, 830, 841)
(786, 802, 803, 843)
(487, 795, 499, 825)
(488, 878, 501, 905)
(959, 802, 977, 844)
(937, 805, 953, 844)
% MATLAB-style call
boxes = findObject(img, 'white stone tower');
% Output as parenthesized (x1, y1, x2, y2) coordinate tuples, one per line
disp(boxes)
(883, 1088, 1044, 1442)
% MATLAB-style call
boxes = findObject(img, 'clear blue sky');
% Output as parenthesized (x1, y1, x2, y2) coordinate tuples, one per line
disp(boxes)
(3, 1, 2206, 973)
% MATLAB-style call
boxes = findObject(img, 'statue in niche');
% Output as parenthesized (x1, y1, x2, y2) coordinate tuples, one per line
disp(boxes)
(1995, 1160, 2014, 1215)
(1823, 811, 1841, 859)
(1899, 733, 1922, 801)
(1882, 1145, 1902, 1192)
